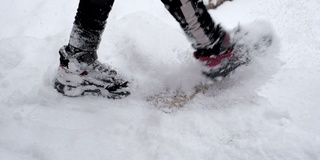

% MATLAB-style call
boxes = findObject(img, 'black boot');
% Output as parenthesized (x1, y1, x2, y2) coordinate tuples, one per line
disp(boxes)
(55, 45, 130, 99)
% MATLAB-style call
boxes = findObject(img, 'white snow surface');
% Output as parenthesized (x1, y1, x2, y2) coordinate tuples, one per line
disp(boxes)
(1, 0, 320, 159)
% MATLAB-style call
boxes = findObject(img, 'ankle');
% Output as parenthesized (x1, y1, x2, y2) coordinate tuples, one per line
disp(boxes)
(59, 45, 98, 66)
(194, 32, 232, 59)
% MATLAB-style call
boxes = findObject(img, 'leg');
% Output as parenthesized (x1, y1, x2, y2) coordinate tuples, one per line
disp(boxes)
(69, 0, 115, 52)
(55, 0, 130, 98)
(161, 0, 245, 80)
(161, 0, 228, 56)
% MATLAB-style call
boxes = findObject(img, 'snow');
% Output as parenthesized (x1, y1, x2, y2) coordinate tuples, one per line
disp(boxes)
(1, 0, 320, 159)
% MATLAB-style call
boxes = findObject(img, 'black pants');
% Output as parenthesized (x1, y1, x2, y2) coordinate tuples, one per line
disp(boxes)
(69, 0, 226, 52)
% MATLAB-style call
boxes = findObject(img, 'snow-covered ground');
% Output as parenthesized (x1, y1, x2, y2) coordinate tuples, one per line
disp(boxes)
(1, 0, 320, 159)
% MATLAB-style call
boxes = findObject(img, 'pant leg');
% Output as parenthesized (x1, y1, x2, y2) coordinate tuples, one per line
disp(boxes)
(69, 0, 115, 51)
(161, 0, 226, 51)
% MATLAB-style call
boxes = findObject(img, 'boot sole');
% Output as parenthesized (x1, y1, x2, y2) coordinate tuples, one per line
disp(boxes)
(54, 79, 130, 99)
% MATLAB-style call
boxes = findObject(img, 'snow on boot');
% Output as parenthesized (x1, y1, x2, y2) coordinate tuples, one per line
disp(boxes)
(194, 33, 250, 80)
(54, 45, 130, 99)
